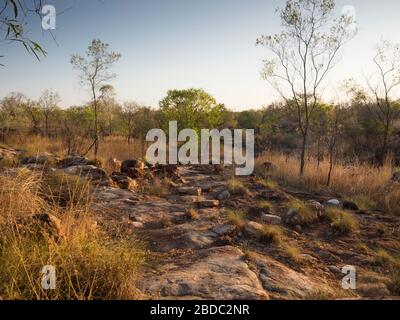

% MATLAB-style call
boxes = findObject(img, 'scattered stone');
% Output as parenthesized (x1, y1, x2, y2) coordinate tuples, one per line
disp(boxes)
(248, 207, 267, 219)
(58, 155, 94, 168)
(130, 221, 144, 229)
(20, 154, 57, 165)
(326, 199, 340, 206)
(294, 225, 302, 233)
(177, 187, 202, 196)
(307, 200, 325, 218)
(63, 165, 107, 182)
(217, 190, 231, 201)
(343, 200, 359, 211)
(212, 224, 235, 236)
(327, 265, 342, 275)
(121, 160, 145, 178)
(244, 221, 264, 238)
(195, 200, 220, 208)
(261, 214, 282, 225)
(108, 158, 122, 172)
(111, 172, 137, 190)
(283, 208, 302, 226)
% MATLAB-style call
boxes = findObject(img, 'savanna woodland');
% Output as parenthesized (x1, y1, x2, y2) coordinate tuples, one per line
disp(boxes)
(0, 0, 399, 301)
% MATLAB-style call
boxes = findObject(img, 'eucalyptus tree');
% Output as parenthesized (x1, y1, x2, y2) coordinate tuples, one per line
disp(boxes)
(257, 0, 356, 175)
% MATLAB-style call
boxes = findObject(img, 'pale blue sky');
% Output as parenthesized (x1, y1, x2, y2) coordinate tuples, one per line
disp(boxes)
(0, 0, 399, 110)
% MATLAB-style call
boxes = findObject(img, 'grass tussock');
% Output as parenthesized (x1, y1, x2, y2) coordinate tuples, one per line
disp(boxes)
(326, 208, 359, 235)
(227, 178, 249, 195)
(288, 200, 319, 225)
(283, 244, 304, 264)
(185, 208, 199, 221)
(226, 209, 246, 228)
(0, 170, 144, 300)
(144, 178, 169, 197)
(259, 224, 284, 244)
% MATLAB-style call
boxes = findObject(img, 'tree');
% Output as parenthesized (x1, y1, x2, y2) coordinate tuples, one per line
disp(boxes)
(39, 89, 61, 137)
(0, 0, 47, 65)
(256, 0, 356, 175)
(365, 39, 400, 164)
(122, 101, 140, 144)
(160, 88, 225, 132)
(70, 39, 121, 158)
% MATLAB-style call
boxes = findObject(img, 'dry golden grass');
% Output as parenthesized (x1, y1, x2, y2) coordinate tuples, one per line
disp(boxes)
(0, 170, 144, 300)
(256, 152, 399, 215)
(227, 178, 249, 195)
(259, 224, 284, 244)
(283, 244, 304, 264)
(226, 209, 246, 228)
(326, 208, 359, 235)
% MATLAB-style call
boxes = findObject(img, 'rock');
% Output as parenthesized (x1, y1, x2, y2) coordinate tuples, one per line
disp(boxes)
(261, 214, 282, 225)
(391, 172, 400, 183)
(20, 154, 57, 165)
(217, 190, 231, 201)
(294, 225, 302, 233)
(307, 200, 325, 218)
(108, 158, 122, 172)
(212, 224, 235, 236)
(343, 200, 359, 211)
(195, 200, 220, 208)
(260, 190, 288, 202)
(121, 160, 145, 178)
(244, 221, 264, 238)
(248, 207, 268, 219)
(327, 199, 340, 206)
(327, 265, 342, 275)
(177, 187, 202, 196)
(283, 208, 302, 226)
(33, 213, 65, 240)
(111, 172, 137, 190)
(139, 246, 268, 299)
(63, 165, 107, 182)
(58, 155, 94, 168)
(130, 221, 144, 229)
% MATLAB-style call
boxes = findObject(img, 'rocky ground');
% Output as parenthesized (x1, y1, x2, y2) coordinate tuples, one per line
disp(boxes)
(1, 146, 400, 300)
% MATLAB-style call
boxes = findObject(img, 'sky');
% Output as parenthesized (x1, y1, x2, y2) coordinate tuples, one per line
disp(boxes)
(0, 0, 400, 110)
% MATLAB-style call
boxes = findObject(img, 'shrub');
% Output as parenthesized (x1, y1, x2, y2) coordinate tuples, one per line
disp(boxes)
(226, 209, 246, 228)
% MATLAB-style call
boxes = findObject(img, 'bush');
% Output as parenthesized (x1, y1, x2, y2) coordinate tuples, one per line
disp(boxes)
(259, 224, 284, 244)
(226, 209, 246, 228)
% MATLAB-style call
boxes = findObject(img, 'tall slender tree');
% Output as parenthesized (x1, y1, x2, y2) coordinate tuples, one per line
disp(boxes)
(71, 39, 121, 158)
(257, 0, 356, 175)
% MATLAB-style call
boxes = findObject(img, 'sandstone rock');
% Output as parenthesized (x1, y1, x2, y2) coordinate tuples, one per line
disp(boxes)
(327, 199, 340, 206)
(139, 246, 268, 299)
(108, 158, 122, 172)
(212, 224, 235, 236)
(283, 208, 302, 226)
(244, 221, 264, 238)
(58, 155, 94, 168)
(63, 165, 107, 182)
(20, 154, 57, 165)
(261, 214, 282, 225)
(195, 200, 220, 208)
(177, 187, 202, 196)
(307, 200, 325, 218)
(121, 160, 145, 178)
(111, 172, 137, 190)
(343, 200, 359, 211)
(217, 190, 231, 201)
(248, 207, 268, 219)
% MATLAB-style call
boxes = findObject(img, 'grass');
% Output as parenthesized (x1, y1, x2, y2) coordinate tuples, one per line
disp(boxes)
(254, 177, 279, 190)
(143, 178, 169, 197)
(283, 244, 304, 264)
(185, 208, 199, 221)
(255, 152, 399, 215)
(0, 170, 144, 300)
(374, 249, 399, 268)
(288, 199, 319, 225)
(227, 178, 249, 195)
(326, 208, 359, 235)
(258, 200, 272, 212)
(226, 209, 246, 228)
(388, 268, 400, 295)
(259, 224, 284, 244)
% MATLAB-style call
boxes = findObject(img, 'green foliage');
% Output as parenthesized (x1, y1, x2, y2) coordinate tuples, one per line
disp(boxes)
(160, 88, 226, 131)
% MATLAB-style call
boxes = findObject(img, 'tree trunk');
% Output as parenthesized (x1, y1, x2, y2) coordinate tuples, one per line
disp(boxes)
(299, 127, 308, 176)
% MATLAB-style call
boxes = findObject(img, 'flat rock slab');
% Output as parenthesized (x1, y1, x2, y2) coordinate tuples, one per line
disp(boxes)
(139, 246, 269, 300)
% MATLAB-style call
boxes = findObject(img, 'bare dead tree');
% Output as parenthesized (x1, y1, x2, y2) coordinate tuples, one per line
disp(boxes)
(256, 0, 356, 175)
(39, 88, 60, 137)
